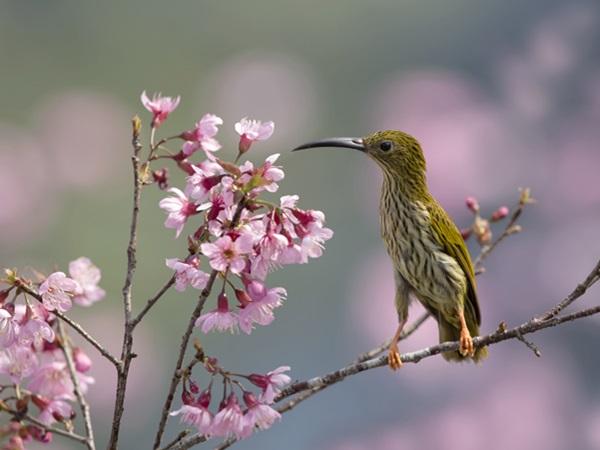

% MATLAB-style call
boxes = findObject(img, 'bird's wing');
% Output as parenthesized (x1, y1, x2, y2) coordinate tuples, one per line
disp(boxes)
(427, 200, 481, 325)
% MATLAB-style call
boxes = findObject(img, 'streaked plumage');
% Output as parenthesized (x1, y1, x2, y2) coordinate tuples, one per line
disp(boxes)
(294, 130, 487, 367)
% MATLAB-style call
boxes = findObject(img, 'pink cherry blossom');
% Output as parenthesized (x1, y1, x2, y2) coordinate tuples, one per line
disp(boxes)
(185, 161, 224, 202)
(211, 394, 246, 439)
(181, 114, 224, 157)
(18, 317, 55, 349)
(200, 234, 254, 274)
(0, 309, 19, 348)
(166, 256, 210, 292)
(38, 399, 73, 426)
(248, 366, 291, 404)
(69, 257, 106, 306)
(72, 347, 92, 373)
(234, 117, 275, 153)
(140, 91, 181, 128)
(242, 392, 281, 433)
(38, 272, 80, 312)
(170, 404, 213, 436)
(0, 346, 38, 383)
(238, 281, 286, 334)
(28, 361, 74, 400)
(159, 188, 199, 237)
(195, 293, 238, 333)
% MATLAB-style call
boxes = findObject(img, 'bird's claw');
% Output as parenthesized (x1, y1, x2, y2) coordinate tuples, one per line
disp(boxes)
(388, 345, 403, 370)
(459, 328, 475, 357)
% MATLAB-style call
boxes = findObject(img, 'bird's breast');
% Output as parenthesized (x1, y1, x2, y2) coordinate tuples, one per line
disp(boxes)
(379, 191, 465, 302)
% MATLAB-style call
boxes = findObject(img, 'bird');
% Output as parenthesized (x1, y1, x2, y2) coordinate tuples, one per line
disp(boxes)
(293, 130, 487, 369)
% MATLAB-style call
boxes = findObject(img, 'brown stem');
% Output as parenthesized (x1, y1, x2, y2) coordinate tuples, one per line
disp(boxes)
(130, 275, 176, 329)
(57, 321, 96, 450)
(153, 198, 247, 449)
(107, 116, 144, 450)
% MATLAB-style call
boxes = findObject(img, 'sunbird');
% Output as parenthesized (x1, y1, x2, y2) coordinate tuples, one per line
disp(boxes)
(293, 131, 487, 369)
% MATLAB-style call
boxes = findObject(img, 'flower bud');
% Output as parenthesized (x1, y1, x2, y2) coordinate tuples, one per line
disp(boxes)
(73, 347, 92, 373)
(243, 391, 259, 408)
(234, 289, 252, 307)
(189, 380, 200, 394)
(460, 228, 472, 240)
(465, 196, 479, 213)
(248, 373, 268, 389)
(152, 168, 169, 190)
(490, 206, 509, 222)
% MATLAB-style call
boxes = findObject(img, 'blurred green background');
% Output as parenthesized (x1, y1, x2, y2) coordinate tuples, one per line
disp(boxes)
(2, 1, 600, 449)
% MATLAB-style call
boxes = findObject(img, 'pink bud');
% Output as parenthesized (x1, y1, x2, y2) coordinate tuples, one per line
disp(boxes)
(217, 292, 229, 312)
(491, 206, 509, 222)
(198, 389, 211, 408)
(189, 380, 200, 394)
(465, 196, 479, 213)
(248, 373, 268, 389)
(460, 228, 472, 240)
(234, 289, 252, 307)
(73, 347, 92, 373)
(27, 425, 52, 443)
(153, 168, 169, 190)
(182, 389, 194, 405)
(243, 391, 259, 408)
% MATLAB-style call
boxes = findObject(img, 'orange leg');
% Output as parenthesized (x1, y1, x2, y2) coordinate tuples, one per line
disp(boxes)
(387, 318, 407, 371)
(458, 310, 474, 357)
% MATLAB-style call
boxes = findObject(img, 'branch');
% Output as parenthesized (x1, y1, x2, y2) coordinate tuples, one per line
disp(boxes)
(18, 285, 119, 367)
(152, 270, 219, 449)
(473, 190, 529, 269)
(57, 321, 96, 450)
(153, 198, 247, 449)
(178, 258, 600, 450)
(107, 116, 144, 450)
(130, 275, 176, 329)
(5, 406, 88, 445)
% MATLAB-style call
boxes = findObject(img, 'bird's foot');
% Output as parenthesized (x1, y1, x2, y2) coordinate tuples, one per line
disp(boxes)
(388, 345, 403, 370)
(459, 327, 474, 357)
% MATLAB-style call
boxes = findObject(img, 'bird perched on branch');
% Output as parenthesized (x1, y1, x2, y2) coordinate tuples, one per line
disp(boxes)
(293, 131, 487, 369)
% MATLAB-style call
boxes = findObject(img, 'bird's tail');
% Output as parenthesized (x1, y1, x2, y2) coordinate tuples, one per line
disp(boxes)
(438, 310, 488, 363)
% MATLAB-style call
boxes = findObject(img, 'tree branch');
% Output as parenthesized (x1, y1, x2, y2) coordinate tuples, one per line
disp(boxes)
(57, 321, 96, 450)
(5, 407, 89, 445)
(107, 116, 144, 450)
(153, 197, 247, 449)
(176, 258, 600, 450)
(130, 275, 176, 329)
(17, 285, 120, 367)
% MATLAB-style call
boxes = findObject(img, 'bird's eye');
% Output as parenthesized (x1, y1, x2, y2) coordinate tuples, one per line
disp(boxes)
(379, 141, 392, 152)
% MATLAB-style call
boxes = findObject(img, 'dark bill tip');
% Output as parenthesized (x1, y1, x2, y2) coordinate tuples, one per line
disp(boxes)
(292, 137, 365, 152)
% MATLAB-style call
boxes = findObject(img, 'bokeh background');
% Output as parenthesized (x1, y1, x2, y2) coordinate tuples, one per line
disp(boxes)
(2, 1, 600, 449)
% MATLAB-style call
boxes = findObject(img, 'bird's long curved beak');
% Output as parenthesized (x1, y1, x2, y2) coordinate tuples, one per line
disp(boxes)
(292, 137, 365, 152)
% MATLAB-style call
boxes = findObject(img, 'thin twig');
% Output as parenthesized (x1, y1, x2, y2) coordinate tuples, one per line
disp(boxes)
(154, 198, 247, 449)
(152, 270, 219, 449)
(107, 116, 144, 450)
(540, 258, 600, 320)
(130, 275, 176, 328)
(57, 321, 96, 450)
(473, 192, 529, 269)
(17, 285, 119, 367)
(5, 407, 88, 444)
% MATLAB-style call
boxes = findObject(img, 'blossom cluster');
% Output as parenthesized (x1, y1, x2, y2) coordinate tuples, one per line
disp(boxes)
(461, 196, 511, 245)
(142, 91, 331, 440)
(149, 93, 333, 337)
(170, 360, 290, 440)
(0, 258, 104, 447)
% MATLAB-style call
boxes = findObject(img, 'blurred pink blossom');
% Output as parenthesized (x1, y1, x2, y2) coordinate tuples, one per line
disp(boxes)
(141, 91, 181, 128)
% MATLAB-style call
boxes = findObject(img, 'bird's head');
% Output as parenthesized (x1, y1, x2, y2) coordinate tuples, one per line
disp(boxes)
(293, 130, 427, 192)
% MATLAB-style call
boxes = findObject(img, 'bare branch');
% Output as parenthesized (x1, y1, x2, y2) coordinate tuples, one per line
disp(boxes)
(108, 116, 144, 450)
(131, 275, 176, 328)
(57, 321, 96, 450)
